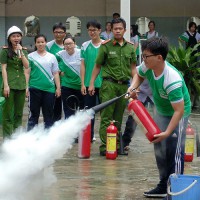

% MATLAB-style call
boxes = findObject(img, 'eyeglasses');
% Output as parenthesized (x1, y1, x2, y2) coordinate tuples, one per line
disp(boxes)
(53, 31, 65, 35)
(142, 54, 159, 60)
(64, 42, 74, 46)
(87, 29, 99, 33)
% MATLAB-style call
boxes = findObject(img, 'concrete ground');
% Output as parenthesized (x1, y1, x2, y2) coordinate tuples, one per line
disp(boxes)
(0, 101, 199, 200)
(43, 112, 200, 200)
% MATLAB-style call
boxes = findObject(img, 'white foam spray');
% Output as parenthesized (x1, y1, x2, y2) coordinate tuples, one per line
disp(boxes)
(0, 110, 93, 200)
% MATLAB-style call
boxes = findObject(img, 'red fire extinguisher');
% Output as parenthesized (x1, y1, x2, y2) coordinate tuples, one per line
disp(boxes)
(106, 121, 118, 160)
(78, 120, 91, 159)
(184, 123, 195, 162)
(128, 99, 161, 142)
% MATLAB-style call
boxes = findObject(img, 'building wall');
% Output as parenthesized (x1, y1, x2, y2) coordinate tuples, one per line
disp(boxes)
(0, 0, 200, 48)
(0, 2, 6, 46)
(4, 0, 200, 17)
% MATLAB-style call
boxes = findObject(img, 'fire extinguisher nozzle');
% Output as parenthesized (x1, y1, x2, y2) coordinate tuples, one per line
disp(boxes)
(125, 93, 130, 98)
(91, 94, 126, 113)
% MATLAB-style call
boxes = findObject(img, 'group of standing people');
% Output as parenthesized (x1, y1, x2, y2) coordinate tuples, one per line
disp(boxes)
(0, 25, 62, 136)
(88, 17, 191, 200)
(0, 14, 194, 200)
(179, 21, 200, 50)
(0, 21, 103, 143)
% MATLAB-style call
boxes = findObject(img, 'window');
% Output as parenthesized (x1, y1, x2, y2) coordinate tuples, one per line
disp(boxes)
(186, 17, 200, 29)
(135, 17, 150, 36)
(66, 16, 81, 37)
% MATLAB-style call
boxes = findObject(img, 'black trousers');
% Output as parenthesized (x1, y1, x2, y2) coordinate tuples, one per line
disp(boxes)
(27, 88, 55, 131)
(52, 96, 62, 122)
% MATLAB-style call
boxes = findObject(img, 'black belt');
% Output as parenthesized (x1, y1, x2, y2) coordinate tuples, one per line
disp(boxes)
(103, 77, 129, 85)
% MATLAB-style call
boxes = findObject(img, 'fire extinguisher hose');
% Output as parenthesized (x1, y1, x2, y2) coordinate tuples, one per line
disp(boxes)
(66, 95, 80, 111)
(91, 88, 137, 114)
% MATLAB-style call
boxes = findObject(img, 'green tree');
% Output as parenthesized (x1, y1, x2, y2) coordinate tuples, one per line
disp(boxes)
(167, 43, 200, 102)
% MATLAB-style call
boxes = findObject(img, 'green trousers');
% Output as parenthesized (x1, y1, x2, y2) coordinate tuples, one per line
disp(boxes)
(2, 89, 26, 138)
(99, 80, 128, 152)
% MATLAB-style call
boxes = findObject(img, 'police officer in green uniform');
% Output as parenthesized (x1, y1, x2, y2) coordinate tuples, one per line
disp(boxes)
(89, 17, 136, 155)
(0, 26, 29, 138)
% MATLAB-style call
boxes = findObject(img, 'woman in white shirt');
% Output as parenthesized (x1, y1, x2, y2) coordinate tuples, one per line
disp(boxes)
(146, 21, 158, 39)
(100, 22, 113, 40)
(56, 36, 84, 119)
(26, 34, 61, 130)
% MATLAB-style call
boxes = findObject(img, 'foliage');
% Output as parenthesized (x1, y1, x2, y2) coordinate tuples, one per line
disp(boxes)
(167, 42, 200, 96)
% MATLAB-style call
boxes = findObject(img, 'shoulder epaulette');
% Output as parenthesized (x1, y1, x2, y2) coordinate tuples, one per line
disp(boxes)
(22, 47, 27, 50)
(127, 41, 134, 45)
(2, 46, 8, 49)
(101, 39, 111, 45)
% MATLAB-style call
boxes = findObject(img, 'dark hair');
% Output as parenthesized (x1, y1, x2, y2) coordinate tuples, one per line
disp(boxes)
(111, 17, 126, 29)
(105, 22, 112, 26)
(148, 21, 156, 27)
(188, 22, 197, 30)
(63, 35, 75, 44)
(105, 22, 112, 31)
(131, 24, 140, 37)
(106, 22, 111, 26)
(86, 20, 101, 29)
(141, 37, 169, 60)
(52, 22, 66, 32)
(34, 34, 47, 50)
(7, 37, 22, 59)
(113, 13, 120, 19)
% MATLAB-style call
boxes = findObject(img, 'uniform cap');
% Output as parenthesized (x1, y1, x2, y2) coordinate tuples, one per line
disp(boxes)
(7, 26, 23, 39)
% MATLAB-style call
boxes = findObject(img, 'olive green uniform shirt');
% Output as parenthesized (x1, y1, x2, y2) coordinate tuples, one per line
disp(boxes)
(0, 48, 28, 90)
(96, 39, 136, 81)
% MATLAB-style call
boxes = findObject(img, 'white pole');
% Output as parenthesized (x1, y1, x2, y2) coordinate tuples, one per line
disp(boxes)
(120, 0, 130, 41)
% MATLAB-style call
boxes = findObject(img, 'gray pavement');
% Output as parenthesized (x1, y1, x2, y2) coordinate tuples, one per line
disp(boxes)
(43, 112, 200, 200)
(0, 102, 199, 200)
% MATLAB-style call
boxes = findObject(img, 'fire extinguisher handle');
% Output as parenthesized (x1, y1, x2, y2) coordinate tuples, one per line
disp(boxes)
(111, 120, 120, 126)
(125, 93, 130, 98)
(125, 88, 137, 98)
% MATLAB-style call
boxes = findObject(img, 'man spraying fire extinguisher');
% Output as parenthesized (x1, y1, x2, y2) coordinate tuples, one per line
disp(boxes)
(127, 37, 191, 199)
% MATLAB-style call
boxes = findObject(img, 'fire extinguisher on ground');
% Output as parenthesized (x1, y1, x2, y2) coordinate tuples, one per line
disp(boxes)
(184, 122, 195, 162)
(128, 99, 161, 142)
(106, 121, 118, 160)
(78, 120, 91, 159)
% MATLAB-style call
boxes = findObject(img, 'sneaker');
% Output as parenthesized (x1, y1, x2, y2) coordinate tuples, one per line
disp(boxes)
(92, 136, 96, 141)
(143, 187, 167, 198)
